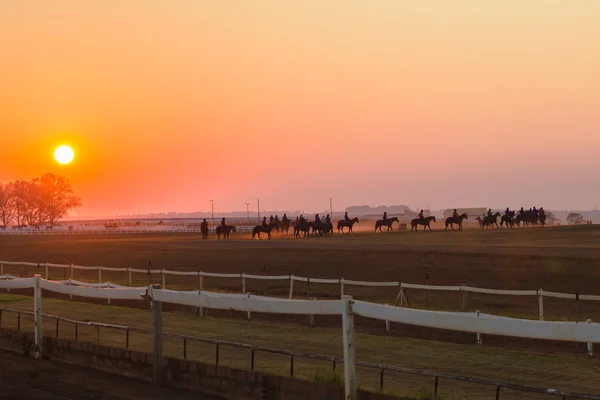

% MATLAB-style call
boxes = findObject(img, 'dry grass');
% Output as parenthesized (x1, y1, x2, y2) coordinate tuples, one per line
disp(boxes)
(1, 293, 599, 399)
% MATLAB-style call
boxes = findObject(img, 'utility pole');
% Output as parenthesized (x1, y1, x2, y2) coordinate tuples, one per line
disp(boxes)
(330, 197, 333, 219)
(245, 203, 250, 222)
(210, 200, 214, 231)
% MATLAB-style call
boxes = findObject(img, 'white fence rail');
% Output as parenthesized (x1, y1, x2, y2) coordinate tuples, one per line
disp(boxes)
(0, 276, 598, 400)
(1, 260, 597, 321)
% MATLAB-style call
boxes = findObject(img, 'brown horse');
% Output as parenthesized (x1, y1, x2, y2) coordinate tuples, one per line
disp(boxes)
(216, 225, 236, 239)
(411, 216, 436, 231)
(294, 221, 313, 238)
(445, 213, 468, 231)
(251, 224, 273, 240)
(374, 217, 399, 233)
(337, 217, 359, 234)
(312, 222, 333, 236)
(482, 212, 501, 229)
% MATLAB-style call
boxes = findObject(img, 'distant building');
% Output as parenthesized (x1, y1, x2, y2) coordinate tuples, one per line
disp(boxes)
(443, 208, 487, 220)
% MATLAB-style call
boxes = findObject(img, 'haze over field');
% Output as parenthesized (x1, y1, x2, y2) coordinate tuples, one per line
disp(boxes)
(2, 1, 599, 216)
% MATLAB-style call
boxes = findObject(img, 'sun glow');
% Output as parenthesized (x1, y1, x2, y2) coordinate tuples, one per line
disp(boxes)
(54, 145, 75, 165)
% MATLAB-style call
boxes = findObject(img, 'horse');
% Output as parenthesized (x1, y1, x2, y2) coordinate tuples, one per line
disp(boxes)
(482, 212, 501, 229)
(337, 217, 359, 234)
(294, 221, 313, 238)
(280, 219, 292, 235)
(539, 214, 546, 227)
(444, 213, 468, 231)
(411, 216, 436, 231)
(374, 217, 399, 233)
(312, 222, 334, 236)
(200, 223, 209, 239)
(500, 211, 515, 228)
(251, 224, 274, 240)
(216, 225, 236, 239)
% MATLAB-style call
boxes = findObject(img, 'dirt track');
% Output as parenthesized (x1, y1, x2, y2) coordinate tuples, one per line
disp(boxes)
(0, 350, 225, 399)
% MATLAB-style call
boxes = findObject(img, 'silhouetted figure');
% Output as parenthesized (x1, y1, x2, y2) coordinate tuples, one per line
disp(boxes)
(505, 207, 511, 216)
(418, 210, 424, 219)
(262, 217, 267, 227)
(383, 212, 388, 221)
(325, 214, 331, 224)
(315, 214, 321, 224)
(453, 209, 459, 218)
(344, 212, 351, 222)
(221, 218, 226, 227)
(274, 215, 280, 224)
(269, 215, 274, 224)
(487, 209, 493, 218)
(282, 214, 288, 223)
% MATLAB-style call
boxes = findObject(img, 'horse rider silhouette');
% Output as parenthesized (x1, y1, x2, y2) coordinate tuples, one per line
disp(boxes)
(383, 212, 387, 221)
(221, 218, 226, 227)
(487, 209, 493, 218)
(418, 210, 424, 219)
(262, 217, 267, 227)
(325, 214, 331, 224)
(505, 207, 511, 216)
(344, 212, 351, 222)
(453, 209, 459, 218)
(315, 214, 321, 224)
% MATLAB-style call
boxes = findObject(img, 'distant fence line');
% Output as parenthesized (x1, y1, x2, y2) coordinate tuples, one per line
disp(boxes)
(2, 260, 600, 322)
(1, 275, 600, 399)
(0, 226, 255, 235)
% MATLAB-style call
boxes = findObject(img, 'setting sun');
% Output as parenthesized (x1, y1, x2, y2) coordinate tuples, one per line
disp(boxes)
(54, 145, 75, 165)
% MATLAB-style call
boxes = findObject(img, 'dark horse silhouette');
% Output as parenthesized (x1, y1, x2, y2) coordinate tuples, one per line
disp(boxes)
(252, 223, 278, 240)
(216, 225, 236, 239)
(411, 216, 436, 231)
(445, 213, 468, 231)
(500, 212, 515, 228)
(200, 222, 209, 239)
(312, 222, 333, 236)
(482, 212, 501, 229)
(375, 217, 399, 233)
(281, 219, 292, 235)
(294, 221, 313, 238)
(336, 217, 359, 234)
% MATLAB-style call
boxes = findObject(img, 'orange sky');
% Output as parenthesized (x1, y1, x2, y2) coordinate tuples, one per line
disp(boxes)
(1, 1, 599, 216)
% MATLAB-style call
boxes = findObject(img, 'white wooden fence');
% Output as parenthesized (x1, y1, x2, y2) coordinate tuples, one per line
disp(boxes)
(0, 275, 599, 400)
(1, 260, 598, 321)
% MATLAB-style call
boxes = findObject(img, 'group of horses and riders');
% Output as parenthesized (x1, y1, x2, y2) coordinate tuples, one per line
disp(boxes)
(444, 207, 546, 231)
(476, 207, 547, 229)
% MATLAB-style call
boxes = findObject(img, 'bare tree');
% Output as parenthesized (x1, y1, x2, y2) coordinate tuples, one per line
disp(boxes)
(8, 180, 30, 227)
(0, 182, 14, 227)
(567, 213, 584, 225)
(37, 173, 82, 225)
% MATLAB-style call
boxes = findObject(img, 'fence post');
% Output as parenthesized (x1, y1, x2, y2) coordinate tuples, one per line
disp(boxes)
(128, 268, 132, 287)
(151, 284, 163, 385)
(45, 263, 49, 280)
(70, 263, 74, 280)
(98, 267, 102, 283)
(199, 272, 203, 290)
(288, 276, 294, 299)
(476, 310, 482, 346)
(309, 297, 315, 327)
(0, 261, 3, 276)
(340, 278, 344, 297)
(538, 289, 544, 321)
(33, 274, 43, 359)
(587, 319, 593, 357)
(242, 274, 246, 294)
(461, 286, 468, 312)
(342, 295, 356, 400)
(161, 270, 166, 289)
(385, 303, 391, 334)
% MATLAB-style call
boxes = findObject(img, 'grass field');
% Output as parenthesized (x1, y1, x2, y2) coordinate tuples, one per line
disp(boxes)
(1, 224, 600, 398)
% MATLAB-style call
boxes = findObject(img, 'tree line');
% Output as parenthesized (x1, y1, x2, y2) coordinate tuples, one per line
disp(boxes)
(0, 173, 82, 227)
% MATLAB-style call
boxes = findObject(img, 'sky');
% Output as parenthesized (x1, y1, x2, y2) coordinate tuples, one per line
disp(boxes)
(1, 1, 599, 216)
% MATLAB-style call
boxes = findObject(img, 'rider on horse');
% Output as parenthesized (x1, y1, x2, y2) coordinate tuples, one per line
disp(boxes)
(487, 209, 493, 218)
(282, 214, 288, 223)
(453, 209, 459, 218)
(539, 207, 545, 218)
(299, 215, 306, 224)
(221, 218, 226, 227)
(262, 217, 268, 227)
(274, 215, 280, 224)
(519, 207, 525, 217)
(344, 212, 351, 222)
(269, 215, 274, 224)
(418, 210, 424, 220)
(505, 207, 511, 217)
(325, 214, 331, 224)
(383, 212, 387, 221)
(315, 214, 321, 224)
